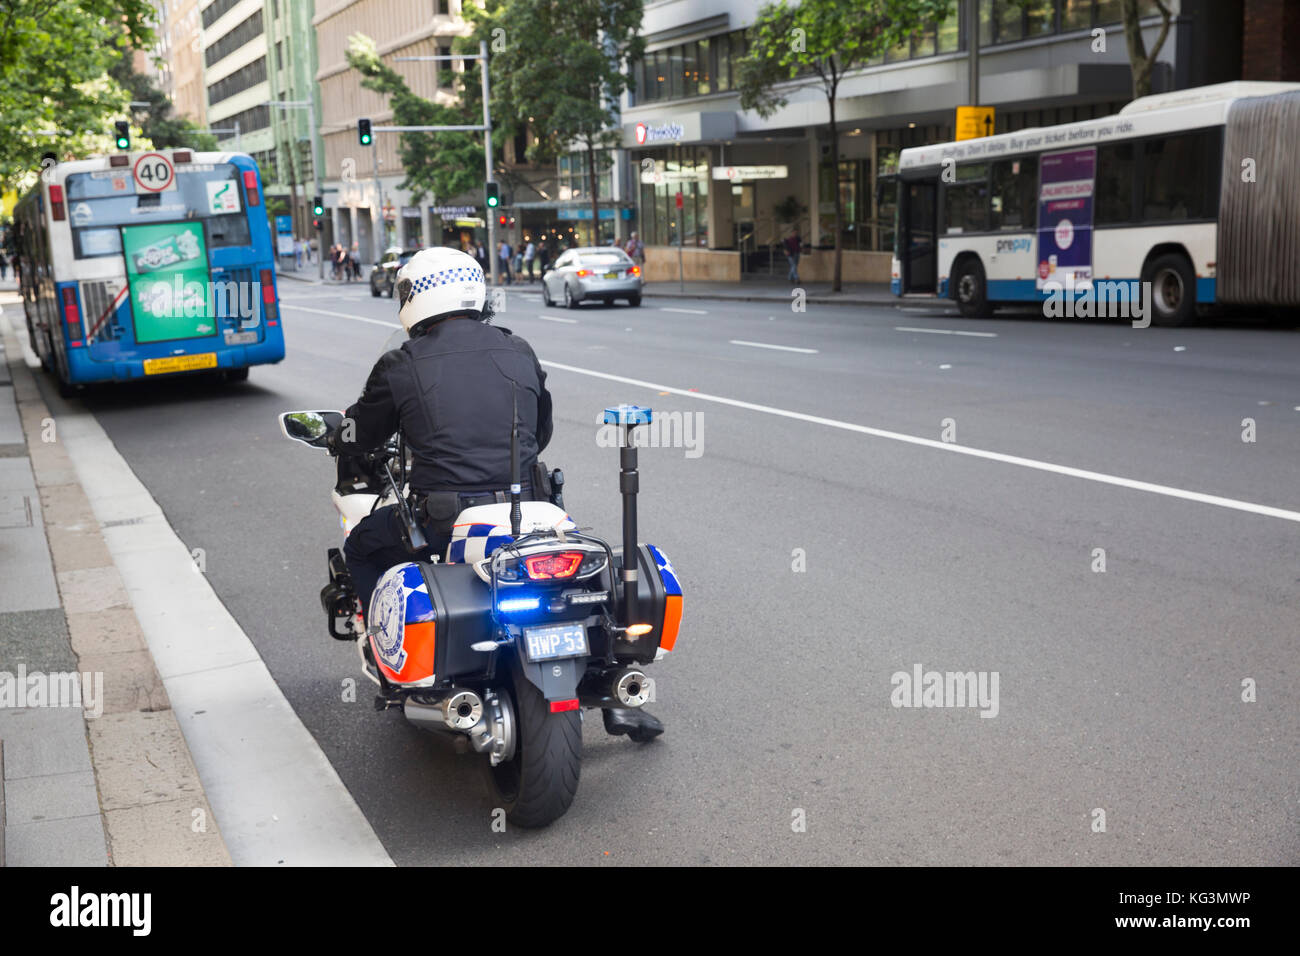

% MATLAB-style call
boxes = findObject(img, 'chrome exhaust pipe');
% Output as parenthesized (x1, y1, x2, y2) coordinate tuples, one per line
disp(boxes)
(403, 689, 483, 732)
(613, 668, 650, 708)
(441, 690, 483, 731)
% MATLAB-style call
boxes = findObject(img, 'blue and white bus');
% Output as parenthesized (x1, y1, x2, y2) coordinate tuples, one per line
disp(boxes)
(889, 81, 1300, 326)
(13, 149, 285, 393)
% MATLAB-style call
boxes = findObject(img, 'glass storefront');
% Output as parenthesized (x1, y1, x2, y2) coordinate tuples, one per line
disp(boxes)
(636, 145, 710, 247)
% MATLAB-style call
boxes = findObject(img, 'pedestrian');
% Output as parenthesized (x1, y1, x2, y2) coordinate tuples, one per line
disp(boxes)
(294, 237, 304, 270)
(349, 242, 360, 282)
(538, 240, 551, 276)
(783, 227, 803, 284)
(475, 240, 488, 272)
(625, 231, 644, 267)
(497, 239, 513, 285)
(0, 252, 7, 281)
(332, 244, 344, 280)
(523, 238, 536, 282)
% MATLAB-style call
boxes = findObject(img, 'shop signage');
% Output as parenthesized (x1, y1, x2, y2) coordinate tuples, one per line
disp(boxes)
(711, 165, 789, 182)
(431, 205, 479, 217)
(635, 121, 685, 145)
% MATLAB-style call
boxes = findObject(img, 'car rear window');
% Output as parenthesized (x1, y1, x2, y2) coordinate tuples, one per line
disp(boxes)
(580, 254, 630, 267)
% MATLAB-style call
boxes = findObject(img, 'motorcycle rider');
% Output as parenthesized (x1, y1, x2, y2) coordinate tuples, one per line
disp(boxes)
(333, 245, 663, 741)
(335, 246, 551, 617)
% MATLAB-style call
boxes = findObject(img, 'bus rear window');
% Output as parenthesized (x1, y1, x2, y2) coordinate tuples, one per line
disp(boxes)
(64, 164, 252, 258)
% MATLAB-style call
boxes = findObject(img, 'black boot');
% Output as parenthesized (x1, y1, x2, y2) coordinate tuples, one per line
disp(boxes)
(603, 707, 664, 742)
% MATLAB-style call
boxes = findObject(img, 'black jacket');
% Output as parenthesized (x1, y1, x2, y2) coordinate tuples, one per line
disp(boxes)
(337, 318, 553, 493)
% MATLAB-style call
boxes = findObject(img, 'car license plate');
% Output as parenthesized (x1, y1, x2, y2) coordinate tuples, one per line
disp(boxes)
(522, 623, 589, 662)
(142, 353, 218, 375)
(224, 330, 258, 345)
(603, 271, 618, 279)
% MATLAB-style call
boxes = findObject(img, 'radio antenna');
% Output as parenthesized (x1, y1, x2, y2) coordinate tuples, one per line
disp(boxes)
(509, 384, 522, 538)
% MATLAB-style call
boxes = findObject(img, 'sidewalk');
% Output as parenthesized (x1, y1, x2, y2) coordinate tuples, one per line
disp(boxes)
(0, 295, 231, 866)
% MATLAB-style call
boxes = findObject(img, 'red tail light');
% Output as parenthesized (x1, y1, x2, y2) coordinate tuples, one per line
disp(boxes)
(549, 699, 580, 713)
(243, 169, 260, 206)
(260, 268, 274, 303)
(49, 184, 66, 221)
(575, 269, 590, 278)
(524, 551, 584, 580)
(628, 265, 640, 276)
(61, 287, 82, 345)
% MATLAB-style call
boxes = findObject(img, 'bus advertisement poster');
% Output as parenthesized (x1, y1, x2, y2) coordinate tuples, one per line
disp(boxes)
(1036, 147, 1095, 290)
(121, 221, 217, 344)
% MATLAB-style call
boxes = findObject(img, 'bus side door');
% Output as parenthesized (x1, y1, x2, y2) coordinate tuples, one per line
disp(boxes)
(900, 175, 938, 293)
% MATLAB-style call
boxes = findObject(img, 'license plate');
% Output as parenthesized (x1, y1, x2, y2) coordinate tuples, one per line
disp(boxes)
(522, 623, 589, 662)
(142, 353, 218, 375)
(224, 330, 258, 345)
(603, 272, 618, 279)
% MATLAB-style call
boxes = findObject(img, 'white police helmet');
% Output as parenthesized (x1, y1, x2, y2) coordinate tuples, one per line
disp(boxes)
(395, 247, 486, 334)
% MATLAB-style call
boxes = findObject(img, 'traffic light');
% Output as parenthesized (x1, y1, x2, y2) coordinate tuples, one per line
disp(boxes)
(114, 121, 130, 151)
(312, 195, 324, 216)
(358, 118, 372, 147)
(312, 217, 321, 231)
(485, 182, 499, 209)
(498, 214, 507, 227)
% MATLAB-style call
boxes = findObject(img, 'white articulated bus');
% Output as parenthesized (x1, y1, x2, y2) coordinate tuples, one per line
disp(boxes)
(889, 81, 1300, 326)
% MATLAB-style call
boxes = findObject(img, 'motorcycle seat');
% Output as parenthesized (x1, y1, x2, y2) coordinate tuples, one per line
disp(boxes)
(446, 502, 576, 564)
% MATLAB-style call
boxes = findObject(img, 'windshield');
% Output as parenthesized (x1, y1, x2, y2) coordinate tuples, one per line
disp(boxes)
(64, 163, 250, 259)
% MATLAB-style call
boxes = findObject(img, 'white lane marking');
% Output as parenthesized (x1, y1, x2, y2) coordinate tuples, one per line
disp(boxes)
(729, 339, 819, 354)
(536, 314, 579, 324)
(281, 303, 399, 328)
(895, 326, 998, 338)
(540, 360, 1300, 524)
(660, 307, 708, 314)
(34, 391, 393, 866)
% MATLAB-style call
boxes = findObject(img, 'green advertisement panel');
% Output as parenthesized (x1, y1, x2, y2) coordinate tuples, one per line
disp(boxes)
(121, 221, 216, 344)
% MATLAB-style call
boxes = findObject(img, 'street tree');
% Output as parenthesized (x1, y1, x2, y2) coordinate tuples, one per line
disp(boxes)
(109, 52, 217, 152)
(0, 0, 155, 188)
(345, 33, 486, 204)
(736, 0, 951, 291)
(1119, 0, 1173, 99)
(468, 0, 644, 240)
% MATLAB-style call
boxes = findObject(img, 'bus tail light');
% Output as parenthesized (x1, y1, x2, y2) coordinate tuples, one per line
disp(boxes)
(61, 287, 83, 345)
(49, 184, 66, 221)
(243, 170, 260, 206)
(260, 269, 277, 321)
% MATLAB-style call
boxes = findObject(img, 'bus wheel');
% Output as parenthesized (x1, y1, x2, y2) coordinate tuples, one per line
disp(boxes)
(1143, 254, 1196, 327)
(225, 367, 250, 383)
(953, 259, 992, 318)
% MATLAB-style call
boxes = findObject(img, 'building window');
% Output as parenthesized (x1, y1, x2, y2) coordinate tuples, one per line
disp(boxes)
(637, 146, 709, 247)
(988, 0, 1159, 45)
(201, 0, 241, 30)
(558, 150, 614, 204)
(205, 10, 263, 68)
(208, 56, 267, 106)
(438, 46, 454, 87)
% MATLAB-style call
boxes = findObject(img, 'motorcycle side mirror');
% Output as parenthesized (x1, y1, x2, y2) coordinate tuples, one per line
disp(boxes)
(279, 410, 346, 449)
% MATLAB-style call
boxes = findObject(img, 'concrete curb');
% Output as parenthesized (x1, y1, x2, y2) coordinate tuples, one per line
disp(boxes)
(0, 312, 232, 866)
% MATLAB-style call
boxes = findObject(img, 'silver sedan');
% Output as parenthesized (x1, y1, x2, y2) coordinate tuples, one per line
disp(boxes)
(541, 247, 643, 308)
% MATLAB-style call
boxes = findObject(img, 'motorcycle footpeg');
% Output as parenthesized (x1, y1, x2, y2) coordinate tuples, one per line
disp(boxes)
(602, 707, 664, 743)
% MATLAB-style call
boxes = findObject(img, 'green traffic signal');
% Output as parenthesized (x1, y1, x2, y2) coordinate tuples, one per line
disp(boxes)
(313, 195, 324, 216)
(358, 118, 372, 147)
(114, 121, 130, 151)
(486, 182, 499, 208)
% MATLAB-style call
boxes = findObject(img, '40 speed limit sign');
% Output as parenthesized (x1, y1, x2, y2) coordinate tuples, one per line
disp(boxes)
(133, 153, 177, 194)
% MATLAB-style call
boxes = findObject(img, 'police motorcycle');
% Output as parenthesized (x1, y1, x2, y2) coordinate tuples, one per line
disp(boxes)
(277, 400, 683, 828)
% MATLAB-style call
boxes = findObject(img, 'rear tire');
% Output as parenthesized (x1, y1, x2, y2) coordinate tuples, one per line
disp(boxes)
(370, 284, 380, 297)
(225, 366, 249, 382)
(485, 670, 581, 828)
(1143, 253, 1196, 327)
(542, 282, 553, 307)
(628, 294, 641, 307)
(564, 284, 580, 310)
(952, 258, 992, 318)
